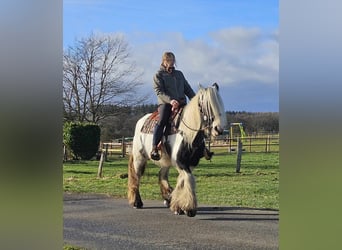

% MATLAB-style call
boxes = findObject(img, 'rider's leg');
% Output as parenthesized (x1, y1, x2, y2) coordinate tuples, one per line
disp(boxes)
(151, 104, 172, 160)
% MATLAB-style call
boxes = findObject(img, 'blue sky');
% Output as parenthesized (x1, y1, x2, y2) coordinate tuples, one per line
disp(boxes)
(64, 0, 278, 112)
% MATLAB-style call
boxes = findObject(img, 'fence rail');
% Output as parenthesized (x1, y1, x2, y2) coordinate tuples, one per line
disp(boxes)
(210, 135, 279, 153)
(100, 142, 132, 159)
(100, 134, 279, 158)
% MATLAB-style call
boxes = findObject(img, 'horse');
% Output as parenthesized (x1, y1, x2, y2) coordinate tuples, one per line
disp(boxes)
(128, 83, 227, 217)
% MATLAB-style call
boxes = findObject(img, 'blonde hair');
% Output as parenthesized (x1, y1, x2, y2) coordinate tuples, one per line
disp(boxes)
(161, 52, 177, 67)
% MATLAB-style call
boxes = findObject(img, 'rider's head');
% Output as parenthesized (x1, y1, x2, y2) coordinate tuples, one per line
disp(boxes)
(161, 52, 176, 73)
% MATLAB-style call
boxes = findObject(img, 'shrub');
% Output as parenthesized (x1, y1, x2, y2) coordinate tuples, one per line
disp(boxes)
(63, 122, 101, 160)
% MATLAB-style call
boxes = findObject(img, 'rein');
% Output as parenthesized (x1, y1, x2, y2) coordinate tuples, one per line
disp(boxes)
(179, 91, 214, 135)
(180, 117, 205, 132)
(181, 97, 214, 150)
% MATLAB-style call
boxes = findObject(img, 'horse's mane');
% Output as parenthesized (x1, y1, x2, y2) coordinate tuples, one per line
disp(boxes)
(178, 91, 201, 145)
(179, 86, 224, 146)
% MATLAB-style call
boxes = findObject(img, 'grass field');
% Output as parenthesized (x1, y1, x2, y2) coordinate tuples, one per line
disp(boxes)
(63, 150, 279, 209)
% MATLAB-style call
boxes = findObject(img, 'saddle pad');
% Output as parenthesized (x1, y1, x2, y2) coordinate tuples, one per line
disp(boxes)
(140, 110, 181, 134)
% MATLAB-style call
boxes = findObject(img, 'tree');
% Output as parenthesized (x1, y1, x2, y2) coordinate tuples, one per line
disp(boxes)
(63, 33, 147, 123)
(226, 111, 279, 134)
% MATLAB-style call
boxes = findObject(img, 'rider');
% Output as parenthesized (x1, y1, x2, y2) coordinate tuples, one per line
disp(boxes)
(150, 51, 213, 161)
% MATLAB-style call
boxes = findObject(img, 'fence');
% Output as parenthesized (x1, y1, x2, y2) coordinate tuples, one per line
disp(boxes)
(210, 134, 279, 153)
(96, 135, 278, 176)
(100, 134, 279, 158)
(97, 141, 131, 177)
(100, 141, 132, 160)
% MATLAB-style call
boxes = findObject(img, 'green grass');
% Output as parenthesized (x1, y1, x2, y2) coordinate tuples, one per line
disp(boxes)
(63, 244, 87, 250)
(63, 151, 279, 209)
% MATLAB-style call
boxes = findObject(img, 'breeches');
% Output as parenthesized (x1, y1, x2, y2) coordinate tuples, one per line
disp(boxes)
(152, 104, 172, 146)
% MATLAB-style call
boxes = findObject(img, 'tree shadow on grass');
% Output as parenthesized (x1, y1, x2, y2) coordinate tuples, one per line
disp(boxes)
(65, 170, 94, 175)
(196, 172, 236, 178)
(63, 160, 89, 164)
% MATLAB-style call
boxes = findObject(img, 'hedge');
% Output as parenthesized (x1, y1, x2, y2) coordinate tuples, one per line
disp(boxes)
(63, 122, 101, 160)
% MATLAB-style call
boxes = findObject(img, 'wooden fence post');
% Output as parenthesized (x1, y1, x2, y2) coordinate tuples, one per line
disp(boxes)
(121, 136, 126, 157)
(63, 144, 67, 162)
(97, 151, 105, 178)
(265, 135, 271, 153)
(236, 138, 242, 173)
(104, 143, 108, 161)
(228, 138, 232, 154)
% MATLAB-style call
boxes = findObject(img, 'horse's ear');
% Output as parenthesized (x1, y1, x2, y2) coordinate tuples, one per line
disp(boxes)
(212, 82, 219, 91)
(198, 83, 204, 89)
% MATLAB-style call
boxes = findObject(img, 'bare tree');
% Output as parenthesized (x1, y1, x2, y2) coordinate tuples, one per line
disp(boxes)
(63, 33, 146, 123)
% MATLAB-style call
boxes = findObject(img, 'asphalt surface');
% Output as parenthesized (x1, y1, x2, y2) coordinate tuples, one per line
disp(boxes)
(64, 193, 278, 250)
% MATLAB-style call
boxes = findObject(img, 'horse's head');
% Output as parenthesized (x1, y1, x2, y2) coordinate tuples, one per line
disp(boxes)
(198, 83, 227, 137)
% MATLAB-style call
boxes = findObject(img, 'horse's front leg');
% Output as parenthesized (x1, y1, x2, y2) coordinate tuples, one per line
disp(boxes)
(158, 166, 173, 207)
(170, 168, 197, 217)
(128, 155, 146, 208)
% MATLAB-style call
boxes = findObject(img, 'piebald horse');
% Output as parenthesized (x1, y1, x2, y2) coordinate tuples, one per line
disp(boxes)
(128, 83, 227, 217)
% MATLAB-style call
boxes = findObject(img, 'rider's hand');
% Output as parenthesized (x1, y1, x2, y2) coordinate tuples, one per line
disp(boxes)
(170, 99, 179, 111)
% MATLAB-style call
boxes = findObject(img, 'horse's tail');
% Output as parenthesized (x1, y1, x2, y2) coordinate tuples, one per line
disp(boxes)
(127, 154, 136, 205)
(170, 170, 197, 215)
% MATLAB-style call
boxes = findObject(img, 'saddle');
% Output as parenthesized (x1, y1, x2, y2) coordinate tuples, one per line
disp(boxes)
(141, 107, 183, 135)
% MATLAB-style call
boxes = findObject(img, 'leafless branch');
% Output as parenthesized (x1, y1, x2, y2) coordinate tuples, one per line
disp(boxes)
(63, 33, 145, 123)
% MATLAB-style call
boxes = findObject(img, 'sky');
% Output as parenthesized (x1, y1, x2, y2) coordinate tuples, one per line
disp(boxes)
(64, 0, 279, 112)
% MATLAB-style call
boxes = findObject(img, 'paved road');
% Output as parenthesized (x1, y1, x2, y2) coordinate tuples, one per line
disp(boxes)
(64, 193, 278, 249)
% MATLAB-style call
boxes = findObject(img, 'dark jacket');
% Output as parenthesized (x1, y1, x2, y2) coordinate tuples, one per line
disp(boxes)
(153, 65, 195, 105)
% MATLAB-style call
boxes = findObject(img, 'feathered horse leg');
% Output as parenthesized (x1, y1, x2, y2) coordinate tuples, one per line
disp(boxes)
(170, 169, 197, 217)
(158, 166, 173, 207)
(128, 154, 145, 208)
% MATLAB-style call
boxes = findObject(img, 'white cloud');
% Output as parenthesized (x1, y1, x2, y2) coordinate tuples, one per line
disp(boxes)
(118, 27, 279, 111)
(129, 27, 278, 87)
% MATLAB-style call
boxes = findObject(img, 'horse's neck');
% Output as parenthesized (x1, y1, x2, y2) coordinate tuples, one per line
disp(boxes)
(178, 95, 202, 145)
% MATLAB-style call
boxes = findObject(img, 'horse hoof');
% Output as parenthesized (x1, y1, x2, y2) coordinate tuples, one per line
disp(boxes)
(163, 200, 170, 208)
(174, 209, 185, 215)
(133, 201, 143, 209)
(186, 210, 197, 217)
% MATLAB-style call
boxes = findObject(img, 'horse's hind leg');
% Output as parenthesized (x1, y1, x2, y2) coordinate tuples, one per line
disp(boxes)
(128, 154, 146, 208)
(158, 166, 173, 207)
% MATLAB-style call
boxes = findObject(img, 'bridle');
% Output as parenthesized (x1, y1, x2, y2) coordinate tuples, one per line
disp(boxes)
(180, 89, 215, 137)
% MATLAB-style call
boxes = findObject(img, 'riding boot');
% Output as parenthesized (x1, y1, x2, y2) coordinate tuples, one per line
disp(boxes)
(151, 123, 164, 160)
(150, 145, 160, 161)
(204, 147, 214, 160)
